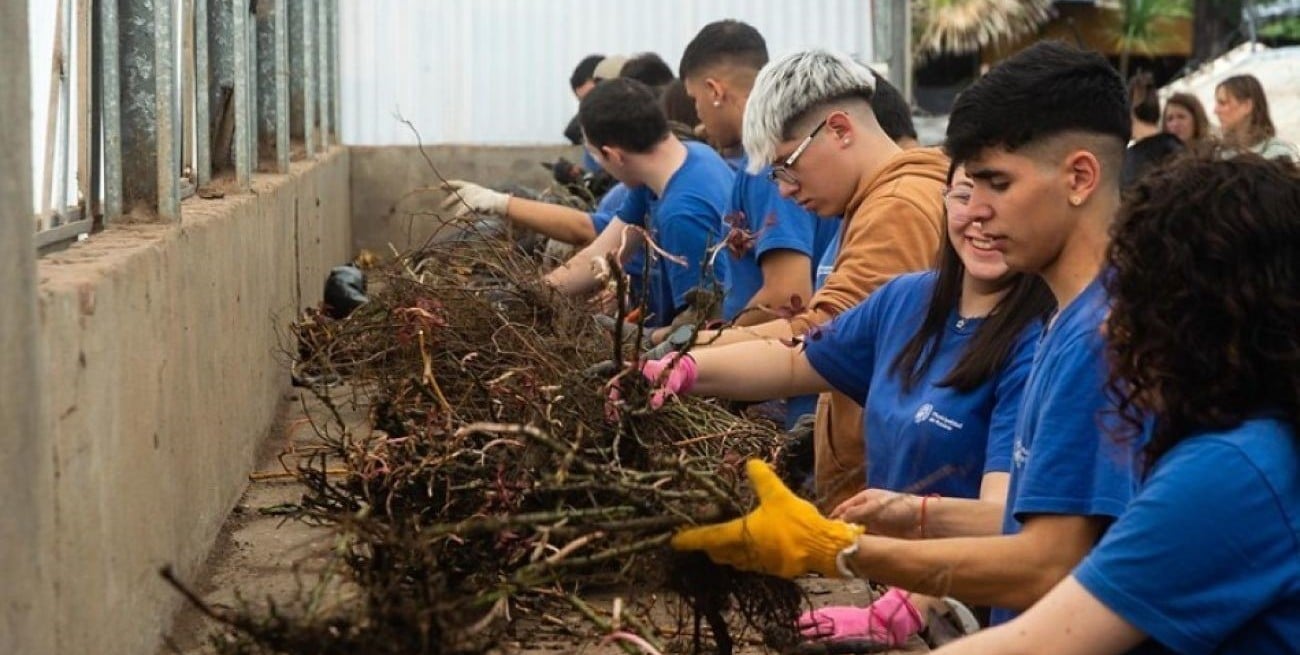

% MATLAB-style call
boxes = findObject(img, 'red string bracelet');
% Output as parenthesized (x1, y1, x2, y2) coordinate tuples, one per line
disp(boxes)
(918, 494, 941, 539)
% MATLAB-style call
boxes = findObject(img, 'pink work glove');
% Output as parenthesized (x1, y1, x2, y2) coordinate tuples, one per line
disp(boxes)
(639, 353, 698, 409)
(797, 587, 924, 647)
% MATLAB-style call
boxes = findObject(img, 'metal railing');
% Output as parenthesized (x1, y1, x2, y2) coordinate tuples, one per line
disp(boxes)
(31, 0, 340, 250)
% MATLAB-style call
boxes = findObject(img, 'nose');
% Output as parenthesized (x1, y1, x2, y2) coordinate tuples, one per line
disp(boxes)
(775, 179, 799, 198)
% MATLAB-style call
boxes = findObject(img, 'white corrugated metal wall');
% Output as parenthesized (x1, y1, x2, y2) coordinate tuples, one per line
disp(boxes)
(338, 0, 875, 145)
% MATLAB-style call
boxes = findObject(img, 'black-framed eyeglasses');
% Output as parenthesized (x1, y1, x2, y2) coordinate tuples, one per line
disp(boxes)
(768, 119, 828, 186)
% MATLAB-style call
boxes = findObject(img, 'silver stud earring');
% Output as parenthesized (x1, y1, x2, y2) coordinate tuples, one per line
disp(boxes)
(712, 101, 721, 107)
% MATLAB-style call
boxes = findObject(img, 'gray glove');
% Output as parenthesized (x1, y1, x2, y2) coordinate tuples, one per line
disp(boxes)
(642, 324, 697, 360)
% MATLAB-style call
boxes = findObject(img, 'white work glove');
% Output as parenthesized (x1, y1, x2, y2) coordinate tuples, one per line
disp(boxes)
(440, 180, 510, 218)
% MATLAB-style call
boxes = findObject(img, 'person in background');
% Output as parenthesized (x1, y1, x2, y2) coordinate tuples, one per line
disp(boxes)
(1121, 71, 1183, 189)
(669, 40, 1142, 629)
(1160, 92, 1211, 151)
(564, 54, 605, 145)
(1215, 74, 1298, 161)
(545, 78, 733, 329)
(621, 52, 675, 89)
(640, 163, 1054, 647)
(930, 153, 1300, 655)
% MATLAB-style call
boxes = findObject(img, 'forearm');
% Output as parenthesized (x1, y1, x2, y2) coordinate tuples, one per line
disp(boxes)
(504, 196, 597, 245)
(689, 340, 828, 400)
(544, 219, 634, 297)
(916, 496, 1006, 539)
(691, 317, 796, 347)
(847, 532, 1076, 610)
(733, 283, 813, 327)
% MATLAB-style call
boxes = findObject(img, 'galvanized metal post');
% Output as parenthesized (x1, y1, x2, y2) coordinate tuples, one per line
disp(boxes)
(246, 0, 258, 173)
(302, 0, 317, 156)
(195, 0, 211, 185)
(158, 0, 179, 218)
(872, 0, 913, 104)
(101, 0, 122, 219)
(232, 0, 251, 186)
(316, 0, 330, 148)
(273, 0, 289, 171)
(256, 0, 285, 170)
(331, 0, 340, 141)
(119, 0, 179, 220)
(0, 0, 55, 651)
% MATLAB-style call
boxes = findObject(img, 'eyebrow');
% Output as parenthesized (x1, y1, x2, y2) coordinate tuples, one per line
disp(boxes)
(967, 168, 1008, 181)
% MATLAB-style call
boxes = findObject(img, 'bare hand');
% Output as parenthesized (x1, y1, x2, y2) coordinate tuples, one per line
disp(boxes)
(829, 488, 919, 539)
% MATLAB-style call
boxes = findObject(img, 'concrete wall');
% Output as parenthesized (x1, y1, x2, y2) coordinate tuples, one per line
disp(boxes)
(349, 144, 581, 255)
(33, 149, 351, 655)
(1, 1, 56, 653)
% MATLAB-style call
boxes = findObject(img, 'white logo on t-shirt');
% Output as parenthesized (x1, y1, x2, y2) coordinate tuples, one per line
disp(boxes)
(913, 403, 964, 431)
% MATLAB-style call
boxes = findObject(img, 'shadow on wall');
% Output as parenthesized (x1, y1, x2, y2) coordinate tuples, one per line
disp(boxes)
(349, 145, 584, 257)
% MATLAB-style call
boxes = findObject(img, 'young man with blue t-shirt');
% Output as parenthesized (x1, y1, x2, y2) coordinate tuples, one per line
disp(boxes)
(663, 41, 1145, 627)
(545, 78, 733, 328)
(678, 20, 839, 327)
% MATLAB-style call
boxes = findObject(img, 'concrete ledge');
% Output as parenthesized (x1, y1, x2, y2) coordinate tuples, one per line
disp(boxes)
(349, 144, 581, 255)
(34, 149, 351, 655)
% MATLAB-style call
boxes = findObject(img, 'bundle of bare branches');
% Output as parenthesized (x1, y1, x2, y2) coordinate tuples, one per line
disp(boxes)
(181, 227, 804, 655)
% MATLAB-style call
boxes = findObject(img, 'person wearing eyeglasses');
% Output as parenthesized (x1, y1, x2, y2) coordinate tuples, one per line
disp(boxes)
(674, 49, 949, 510)
(667, 39, 1144, 639)
(638, 163, 1055, 647)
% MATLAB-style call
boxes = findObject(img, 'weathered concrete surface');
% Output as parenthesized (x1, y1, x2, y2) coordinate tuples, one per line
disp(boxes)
(349, 144, 581, 255)
(0, 1, 56, 653)
(34, 148, 350, 655)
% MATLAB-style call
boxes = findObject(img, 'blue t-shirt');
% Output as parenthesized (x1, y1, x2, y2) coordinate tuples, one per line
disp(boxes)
(590, 184, 646, 298)
(991, 276, 1143, 624)
(1074, 417, 1300, 655)
(803, 272, 1039, 498)
(814, 229, 841, 291)
(717, 155, 839, 321)
(616, 141, 733, 327)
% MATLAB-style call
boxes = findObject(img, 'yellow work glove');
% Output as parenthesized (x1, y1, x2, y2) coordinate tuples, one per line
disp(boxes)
(671, 459, 864, 579)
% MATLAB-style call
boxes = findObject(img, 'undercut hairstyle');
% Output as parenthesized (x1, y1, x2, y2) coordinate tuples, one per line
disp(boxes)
(892, 162, 1056, 393)
(946, 41, 1129, 165)
(1128, 70, 1160, 124)
(867, 69, 917, 143)
(579, 78, 669, 154)
(570, 54, 603, 91)
(622, 52, 676, 88)
(678, 19, 769, 80)
(741, 49, 876, 173)
(1105, 154, 1300, 466)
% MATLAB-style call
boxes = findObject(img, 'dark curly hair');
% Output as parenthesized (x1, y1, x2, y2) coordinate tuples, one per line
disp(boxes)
(1105, 153, 1300, 467)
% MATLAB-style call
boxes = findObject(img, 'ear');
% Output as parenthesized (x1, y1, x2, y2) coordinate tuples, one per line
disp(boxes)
(704, 77, 727, 105)
(600, 145, 625, 168)
(1063, 150, 1102, 206)
(825, 110, 854, 144)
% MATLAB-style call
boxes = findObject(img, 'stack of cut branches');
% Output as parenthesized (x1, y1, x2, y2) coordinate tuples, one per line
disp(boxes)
(182, 227, 805, 655)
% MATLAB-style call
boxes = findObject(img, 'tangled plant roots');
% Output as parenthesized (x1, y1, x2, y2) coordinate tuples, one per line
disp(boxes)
(178, 228, 805, 654)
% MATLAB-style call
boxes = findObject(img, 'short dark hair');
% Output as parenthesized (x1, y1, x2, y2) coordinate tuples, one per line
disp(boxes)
(868, 70, 917, 142)
(946, 41, 1129, 163)
(622, 52, 676, 88)
(579, 78, 669, 154)
(570, 54, 603, 90)
(1128, 70, 1160, 124)
(679, 19, 769, 80)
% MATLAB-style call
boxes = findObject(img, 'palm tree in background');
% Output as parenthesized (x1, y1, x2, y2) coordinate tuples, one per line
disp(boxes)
(913, 0, 1055, 60)
(1114, 0, 1193, 77)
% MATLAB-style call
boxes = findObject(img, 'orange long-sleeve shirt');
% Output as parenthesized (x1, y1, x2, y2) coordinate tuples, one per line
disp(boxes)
(803, 147, 949, 510)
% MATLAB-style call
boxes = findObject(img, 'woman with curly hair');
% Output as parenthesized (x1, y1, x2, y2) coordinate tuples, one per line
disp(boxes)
(1215, 74, 1298, 161)
(929, 154, 1300, 653)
